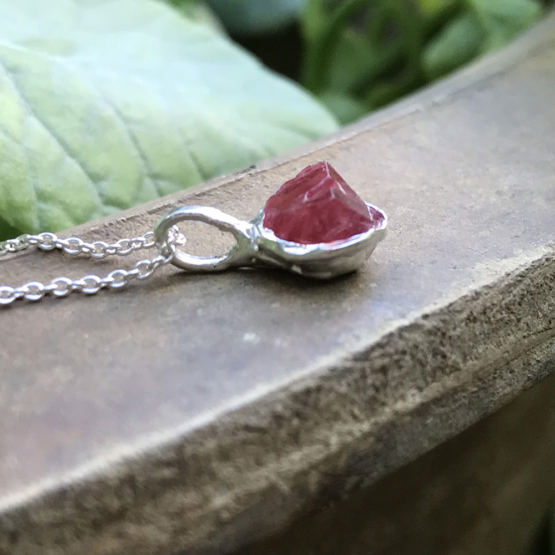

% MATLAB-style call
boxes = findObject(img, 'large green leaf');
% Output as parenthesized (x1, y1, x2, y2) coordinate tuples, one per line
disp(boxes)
(0, 0, 337, 237)
(171, 1, 226, 33)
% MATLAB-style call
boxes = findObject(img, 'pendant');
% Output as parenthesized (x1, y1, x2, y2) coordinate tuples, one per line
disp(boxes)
(154, 162, 387, 279)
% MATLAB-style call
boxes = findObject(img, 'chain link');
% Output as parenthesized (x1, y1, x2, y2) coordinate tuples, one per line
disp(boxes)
(0, 229, 179, 307)
(0, 231, 157, 258)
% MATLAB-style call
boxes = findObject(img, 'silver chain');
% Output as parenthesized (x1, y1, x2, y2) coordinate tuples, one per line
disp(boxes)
(0, 229, 178, 306)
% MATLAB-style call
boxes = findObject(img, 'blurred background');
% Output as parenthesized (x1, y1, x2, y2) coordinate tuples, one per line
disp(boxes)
(183, 0, 551, 124)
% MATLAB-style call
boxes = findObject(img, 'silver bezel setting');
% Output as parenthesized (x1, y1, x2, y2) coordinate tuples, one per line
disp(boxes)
(155, 203, 387, 279)
(252, 203, 387, 278)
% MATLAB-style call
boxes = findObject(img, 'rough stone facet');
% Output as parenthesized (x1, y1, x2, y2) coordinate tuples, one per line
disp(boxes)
(263, 161, 383, 244)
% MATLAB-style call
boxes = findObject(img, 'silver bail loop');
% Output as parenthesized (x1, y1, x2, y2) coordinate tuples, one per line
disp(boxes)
(154, 206, 256, 272)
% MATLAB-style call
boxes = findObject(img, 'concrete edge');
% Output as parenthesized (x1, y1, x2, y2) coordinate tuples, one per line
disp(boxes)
(2, 246, 554, 554)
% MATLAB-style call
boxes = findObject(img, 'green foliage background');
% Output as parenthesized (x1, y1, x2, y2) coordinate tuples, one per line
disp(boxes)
(204, 0, 543, 123)
(0, 0, 544, 240)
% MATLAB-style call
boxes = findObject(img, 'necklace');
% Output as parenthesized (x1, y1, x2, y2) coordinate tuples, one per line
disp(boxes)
(0, 162, 387, 307)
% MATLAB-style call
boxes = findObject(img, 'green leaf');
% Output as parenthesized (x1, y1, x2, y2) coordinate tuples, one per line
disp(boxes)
(172, 1, 226, 34)
(422, 12, 484, 80)
(468, 0, 542, 52)
(0, 0, 337, 236)
(326, 29, 380, 93)
(205, 0, 307, 36)
(302, 0, 328, 43)
(417, 0, 459, 18)
(0, 216, 20, 242)
(319, 92, 368, 125)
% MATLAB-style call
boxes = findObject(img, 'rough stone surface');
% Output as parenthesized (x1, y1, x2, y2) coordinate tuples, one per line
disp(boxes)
(0, 12, 554, 555)
(238, 364, 555, 555)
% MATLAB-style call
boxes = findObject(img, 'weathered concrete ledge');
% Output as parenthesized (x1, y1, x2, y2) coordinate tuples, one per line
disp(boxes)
(239, 366, 555, 555)
(0, 12, 554, 555)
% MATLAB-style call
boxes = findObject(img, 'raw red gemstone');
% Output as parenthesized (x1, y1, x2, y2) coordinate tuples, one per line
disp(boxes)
(263, 161, 383, 244)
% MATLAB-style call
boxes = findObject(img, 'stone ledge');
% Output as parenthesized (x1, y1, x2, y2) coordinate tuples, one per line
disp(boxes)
(239, 364, 555, 555)
(0, 12, 554, 555)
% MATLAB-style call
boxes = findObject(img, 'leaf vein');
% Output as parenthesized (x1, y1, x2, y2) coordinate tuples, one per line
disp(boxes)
(0, 56, 107, 216)
(68, 70, 164, 203)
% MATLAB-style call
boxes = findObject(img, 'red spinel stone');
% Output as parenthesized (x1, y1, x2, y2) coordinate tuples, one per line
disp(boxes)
(263, 161, 383, 244)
